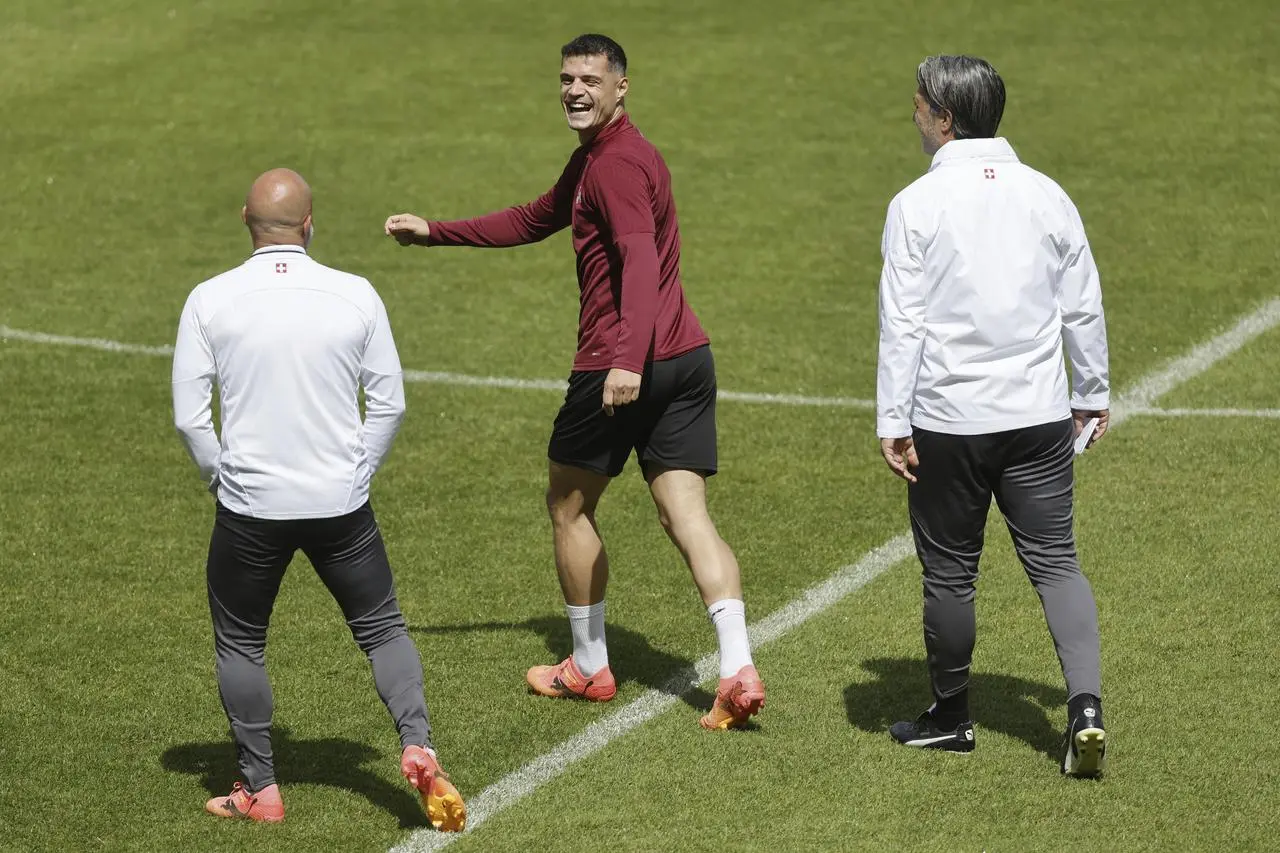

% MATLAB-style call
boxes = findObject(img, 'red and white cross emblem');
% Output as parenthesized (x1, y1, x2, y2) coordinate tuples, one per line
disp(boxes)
(983, 168, 996, 180)
(275, 262, 288, 273)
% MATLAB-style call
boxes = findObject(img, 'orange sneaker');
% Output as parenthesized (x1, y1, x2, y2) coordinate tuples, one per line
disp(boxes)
(204, 782, 285, 823)
(526, 656, 617, 702)
(401, 746, 466, 832)
(700, 664, 766, 730)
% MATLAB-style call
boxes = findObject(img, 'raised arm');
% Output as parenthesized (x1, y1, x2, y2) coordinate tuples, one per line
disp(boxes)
(172, 292, 221, 492)
(359, 286, 407, 474)
(385, 151, 582, 248)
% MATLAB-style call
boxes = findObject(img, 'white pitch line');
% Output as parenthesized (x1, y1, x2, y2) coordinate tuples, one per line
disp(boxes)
(389, 534, 916, 853)
(1131, 406, 1280, 420)
(391, 294, 1280, 852)
(0, 325, 176, 357)
(1111, 298, 1280, 420)
(0, 324, 874, 410)
(401, 369, 566, 392)
(719, 389, 875, 409)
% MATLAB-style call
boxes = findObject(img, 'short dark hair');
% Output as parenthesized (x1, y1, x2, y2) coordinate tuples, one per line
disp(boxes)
(561, 33, 627, 75)
(916, 55, 1006, 139)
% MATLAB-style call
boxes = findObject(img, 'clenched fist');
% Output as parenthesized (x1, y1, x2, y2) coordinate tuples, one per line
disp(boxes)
(384, 213, 431, 246)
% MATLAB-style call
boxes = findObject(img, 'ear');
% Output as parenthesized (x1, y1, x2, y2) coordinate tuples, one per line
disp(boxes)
(938, 108, 954, 136)
(241, 205, 248, 225)
(616, 75, 629, 101)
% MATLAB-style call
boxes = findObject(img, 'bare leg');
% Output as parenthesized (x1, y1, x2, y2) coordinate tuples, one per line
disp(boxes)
(545, 461, 612, 606)
(645, 466, 742, 604)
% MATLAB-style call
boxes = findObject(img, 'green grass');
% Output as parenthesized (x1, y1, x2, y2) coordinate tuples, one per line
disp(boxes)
(1, 0, 1278, 850)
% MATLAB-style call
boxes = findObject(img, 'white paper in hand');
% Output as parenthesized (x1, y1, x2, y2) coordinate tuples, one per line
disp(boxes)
(1074, 417, 1099, 455)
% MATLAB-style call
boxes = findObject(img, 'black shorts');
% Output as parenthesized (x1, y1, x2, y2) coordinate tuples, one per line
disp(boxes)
(548, 344, 718, 478)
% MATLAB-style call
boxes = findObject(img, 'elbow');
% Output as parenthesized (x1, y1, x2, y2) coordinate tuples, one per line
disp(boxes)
(174, 417, 198, 441)
(378, 400, 407, 427)
(389, 395, 407, 421)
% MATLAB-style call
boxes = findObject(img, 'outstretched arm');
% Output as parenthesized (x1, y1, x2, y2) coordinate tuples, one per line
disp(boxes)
(386, 152, 582, 248)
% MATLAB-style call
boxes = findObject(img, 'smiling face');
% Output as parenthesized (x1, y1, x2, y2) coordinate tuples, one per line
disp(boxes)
(560, 53, 628, 142)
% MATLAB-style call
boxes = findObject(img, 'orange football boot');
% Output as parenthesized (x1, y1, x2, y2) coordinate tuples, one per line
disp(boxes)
(401, 745, 466, 832)
(700, 664, 766, 730)
(525, 656, 617, 702)
(204, 782, 285, 823)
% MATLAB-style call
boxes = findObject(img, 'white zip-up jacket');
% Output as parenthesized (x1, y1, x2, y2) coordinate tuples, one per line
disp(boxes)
(876, 137, 1109, 438)
(172, 245, 405, 519)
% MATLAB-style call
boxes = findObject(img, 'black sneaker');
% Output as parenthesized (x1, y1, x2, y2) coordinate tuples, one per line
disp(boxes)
(1062, 700, 1106, 777)
(889, 711, 975, 753)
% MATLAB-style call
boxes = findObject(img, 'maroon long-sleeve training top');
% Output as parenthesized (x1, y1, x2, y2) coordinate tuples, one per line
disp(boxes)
(426, 113, 709, 374)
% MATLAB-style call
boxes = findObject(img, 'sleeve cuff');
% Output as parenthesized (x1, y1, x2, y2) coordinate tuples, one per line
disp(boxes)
(877, 418, 912, 439)
(610, 357, 646, 374)
(1070, 393, 1110, 411)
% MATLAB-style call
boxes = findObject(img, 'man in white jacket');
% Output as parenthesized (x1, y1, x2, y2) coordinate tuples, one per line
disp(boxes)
(172, 168, 465, 827)
(875, 56, 1109, 777)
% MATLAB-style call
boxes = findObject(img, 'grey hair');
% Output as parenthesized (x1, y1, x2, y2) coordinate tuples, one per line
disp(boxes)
(916, 55, 1006, 139)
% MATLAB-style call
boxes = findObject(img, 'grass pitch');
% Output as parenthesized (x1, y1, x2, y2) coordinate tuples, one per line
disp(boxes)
(1, 0, 1278, 850)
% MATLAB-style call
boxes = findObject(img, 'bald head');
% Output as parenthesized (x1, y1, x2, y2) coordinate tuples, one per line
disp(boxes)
(243, 168, 313, 248)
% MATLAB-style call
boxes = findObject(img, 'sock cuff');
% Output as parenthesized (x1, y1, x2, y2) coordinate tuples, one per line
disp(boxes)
(566, 600, 606, 619)
(707, 598, 745, 623)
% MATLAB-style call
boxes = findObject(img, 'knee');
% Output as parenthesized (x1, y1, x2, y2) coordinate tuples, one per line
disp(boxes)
(349, 600, 408, 654)
(654, 504, 675, 537)
(655, 503, 716, 547)
(546, 488, 593, 529)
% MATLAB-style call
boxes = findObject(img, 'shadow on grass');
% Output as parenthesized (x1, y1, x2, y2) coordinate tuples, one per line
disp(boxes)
(161, 726, 428, 828)
(410, 616, 716, 712)
(843, 657, 1066, 764)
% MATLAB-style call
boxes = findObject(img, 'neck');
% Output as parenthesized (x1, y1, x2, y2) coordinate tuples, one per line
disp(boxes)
(578, 106, 625, 145)
(251, 233, 306, 251)
(929, 134, 958, 156)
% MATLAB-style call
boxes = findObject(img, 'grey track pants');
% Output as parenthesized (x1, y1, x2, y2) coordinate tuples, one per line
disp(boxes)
(206, 502, 432, 792)
(907, 419, 1101, 704)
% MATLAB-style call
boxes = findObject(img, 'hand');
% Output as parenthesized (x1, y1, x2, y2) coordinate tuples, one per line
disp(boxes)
(602, 368, 642, 416)
(880, 436, 919, 483)
(1072, 408, 1110, 450)
(384, 213, 431, 246)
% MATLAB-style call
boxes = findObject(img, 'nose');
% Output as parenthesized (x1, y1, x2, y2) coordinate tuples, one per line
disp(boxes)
(565, 79, 586, 99)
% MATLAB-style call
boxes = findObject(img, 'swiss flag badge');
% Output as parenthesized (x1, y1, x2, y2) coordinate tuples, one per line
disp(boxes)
(984, 168, 996, 180)
(275, 262, 288, 273)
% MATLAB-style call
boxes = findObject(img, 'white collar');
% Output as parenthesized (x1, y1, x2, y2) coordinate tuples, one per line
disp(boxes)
(928, 137, 1019, 172)
(250, 244, 307, 257)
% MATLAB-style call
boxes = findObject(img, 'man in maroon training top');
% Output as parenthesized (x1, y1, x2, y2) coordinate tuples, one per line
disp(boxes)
(384, 33, 765, 730)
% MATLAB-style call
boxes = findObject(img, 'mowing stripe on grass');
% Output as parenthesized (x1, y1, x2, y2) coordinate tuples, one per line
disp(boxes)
(391, 295, 1280, 852)
(0, 324, 875, 410)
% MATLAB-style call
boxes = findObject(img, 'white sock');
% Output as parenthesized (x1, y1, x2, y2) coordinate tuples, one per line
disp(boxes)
(708, 598, 753, 678)
(567, 601, 608, 677)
